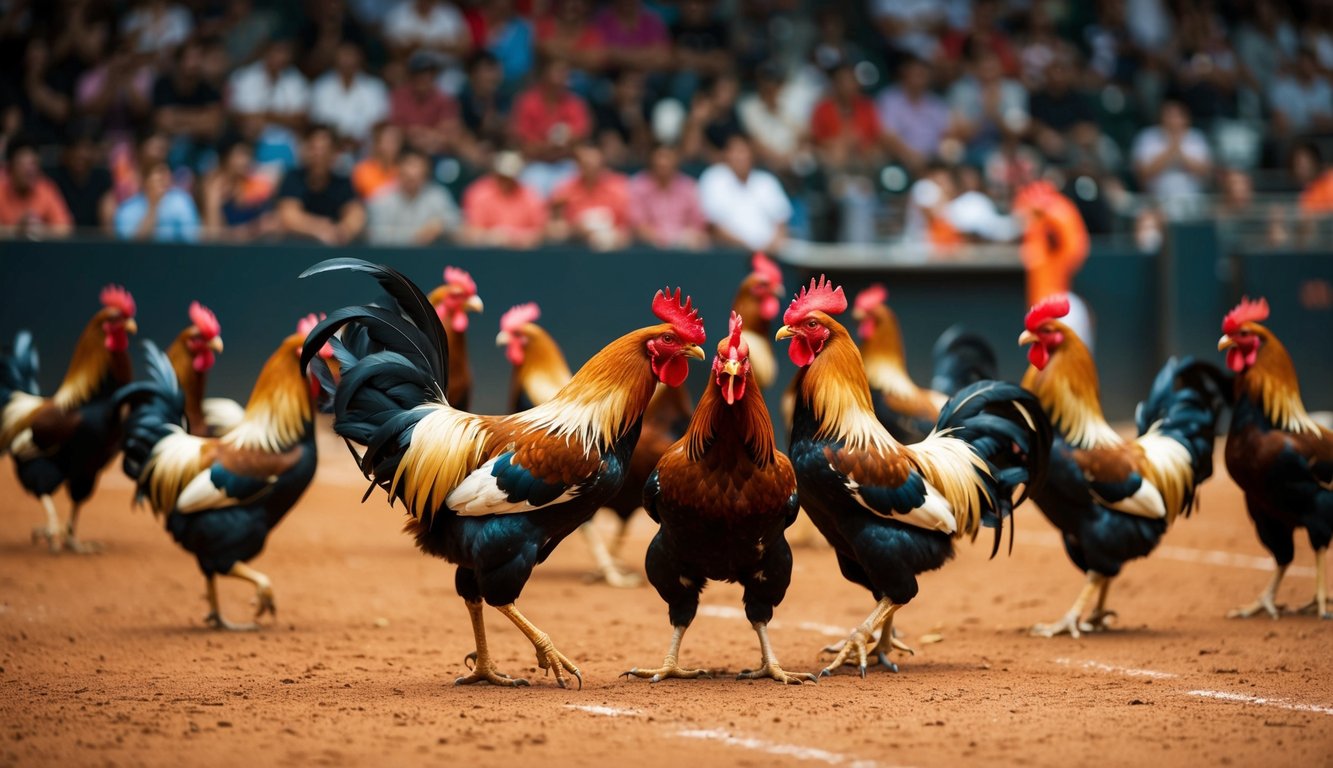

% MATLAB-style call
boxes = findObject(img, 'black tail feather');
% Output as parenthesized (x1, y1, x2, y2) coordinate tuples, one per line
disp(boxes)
(115, 341, 186, 491)
(1135, 357, 1230, 510)
(0, 330, 41, 404)
(930, 327, 999, 397)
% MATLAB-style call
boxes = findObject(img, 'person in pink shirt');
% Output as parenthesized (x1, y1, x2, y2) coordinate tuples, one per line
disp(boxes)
(593, 0, 670, 72)
(628, 144, 707, 249)
(510, 57, 591, 197)
(390, 52, 463, 156)
(461, 151, 548, 248)
(549, 143, 630, 250)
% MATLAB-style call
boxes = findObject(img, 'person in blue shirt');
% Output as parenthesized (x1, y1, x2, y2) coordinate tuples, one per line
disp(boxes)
(114, 161, 201, 242)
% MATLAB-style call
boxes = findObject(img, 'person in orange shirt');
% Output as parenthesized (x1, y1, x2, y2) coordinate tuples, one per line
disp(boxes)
(810, 63, 886, 170)
(1296, 144, 1333, 214)
(352, 122, 403, 201)
(548, 143, 630, 250)
(0, 140, 74, 237)
(460, 151, 548, 249)
(1013, 179, 1093, 347)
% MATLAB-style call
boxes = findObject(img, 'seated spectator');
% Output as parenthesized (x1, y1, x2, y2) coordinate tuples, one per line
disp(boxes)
(353, 123, 404, 200)
(201, 138, 280, 241)
(738, 62, 808, 173)
(383, 0, 472, 92)
(870, 0, 944, 62)
(875, 56, 951, 171)
(458, 52, 511, 163)
(903, 162, 962, 246)
(594, 0, 671, 73)
(120, 0, 194, 58)
(114, 160, 200, 242)
(368, 150, 461, 245)
(628, 143, 708, 249)
(550, 143, 630, 250)
(390, 52, 464, 157)
(153, 40, 224, 172)
(593, 69, 652, 168)
(472, 0, 536, 93)
(511, 57, 591, 196)
(1027, 51, 1099, 165)
(460, 150, 548, 248)
(669, 0, 731, 103)
(698, 135, 791, 251)
(76, 35, 154, 146)
(811, 63, 886, 169)
(310, 41, 389, 146)
(939, 0, 1020, 81)
(948, 48, 1029, 161)
(1297, 144, 1333, 213)
(48, 130, 115, 232)
(299, 0, 371, 78)
(227, 39, 310, 166)
(17, 38, 76, 147)
(1132, 99, 1213, 209)
(535, 0, 607, 89)
(0, 139, 74, 237)
(276, 125, 365, 244)
(680, 73, 742, 162)
(1271, 48, 1333, 139)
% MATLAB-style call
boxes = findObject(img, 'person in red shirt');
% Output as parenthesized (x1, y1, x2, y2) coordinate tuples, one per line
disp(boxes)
(461, 151, 549, 248)
(810, 64, 886, 170)
(510, 56, 591, 196)
(549, 143, 630, 250)
(0, 140, 74, 237)
(389, 52, 463, 157)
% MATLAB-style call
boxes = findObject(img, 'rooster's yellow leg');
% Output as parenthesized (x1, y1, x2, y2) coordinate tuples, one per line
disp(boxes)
(819, 599, 898, 678)
(228, 562, 275, 622)
(1032, 572, 1104, 638)
(61, 503, 101, 554)
(623, 624, 710, 682)
(1289, 549, 1331, 620)
(738, 622, 816, 684)
(1080, 577, 1118, 632)
(30, 495, 62, 553)
(871, 614, 916, 671)
(203, 574, 255, 631)
(580, 519, 641, 588)
(1228, 564, 1287, 619)
(495, 603, 583, 689)
(456, 601, 529, 687)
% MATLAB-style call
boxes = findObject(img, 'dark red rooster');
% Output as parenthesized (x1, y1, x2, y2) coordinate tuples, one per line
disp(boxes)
(626, 312, 814, 684)
(428, 266, 485, 411)
(1218, 297, 1332, 620)
(163, 302, 238, 437)
(1, 285, 137, 552)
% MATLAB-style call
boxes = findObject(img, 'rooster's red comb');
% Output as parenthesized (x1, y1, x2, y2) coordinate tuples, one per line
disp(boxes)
(500, 302, 540, 334)
(100, 284, 136, 317)
(783, 275, 847, 325)
(1025, 294, 1071, 332)
(751, 252, 782, 286)
(444, 266, 477, 295)
(298, 313, 333, 359)
(1223, 296, 1269, 335)
(727, 311, 747, 357)
(653, 287, 706, 345)
(854, 284, 888, 314)
(189, 302, 220, 340)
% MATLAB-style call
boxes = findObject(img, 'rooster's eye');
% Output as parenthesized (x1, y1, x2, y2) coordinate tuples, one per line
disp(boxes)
(662, 333, 676, 344)
(806, 319, 818, 328)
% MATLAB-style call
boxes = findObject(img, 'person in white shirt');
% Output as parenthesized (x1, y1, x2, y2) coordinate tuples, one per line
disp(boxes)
(1131, 99, 1212, 213)
(121, 1, 193, 57)
(228, 39, 310, 132)
(698, 135, 792, 251)
(383, 0, 471, 91)
(737, 62, 808, 173)
(310, 41, 389, 144)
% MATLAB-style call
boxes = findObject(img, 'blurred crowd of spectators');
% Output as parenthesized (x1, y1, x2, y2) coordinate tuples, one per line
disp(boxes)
(1, 0, 1331, 250)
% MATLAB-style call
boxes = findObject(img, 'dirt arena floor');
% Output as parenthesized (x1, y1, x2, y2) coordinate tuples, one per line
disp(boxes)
(1, 420, 1330, 768)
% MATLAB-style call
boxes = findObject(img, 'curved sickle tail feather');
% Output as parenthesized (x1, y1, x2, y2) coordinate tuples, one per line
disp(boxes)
(935, 380, 1054, 557)
(930, 326, 999, 398)
(299, 259, 451, 507)
(115, 341, 186, 499)
(1135, 357, 1231, 514)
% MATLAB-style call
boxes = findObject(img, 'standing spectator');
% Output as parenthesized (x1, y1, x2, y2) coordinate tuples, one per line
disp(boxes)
(549, 143, 630, 250)
(594, 0, 671, 74)
(353, 122, 404, 200)
(1270, 49, 1333, 139)
(628, 143, 707, 249)
(153, 40, 224, 172)
(1131, 99, 1213, 210)
(698, 134, 791, 251)
(276, 125, 365, 244)
(511, 57, 591, 196)
(310, 41, 389, 145)
(114, 160, 200, 242)
(227, 39, 310, 167)
(948, 47, 1029, 161)
(367, 150, 461, 245)
(458, 52, 510, 164)
(593, 68, 651, 168)
(383, 0, 471, 92)
(461, 151, 548, 248)
(738, 61, 807, 173)
(811, 63, 886, 169)
(201, 138, 279, 241)
(0, 139, 73, 237)
(120, 0, 194, 59)
(389, 52, 463, 157)
(471, 0, 536, 93)
(669, 0, 730, 103)
(48, 130, 116, 232)
(875, 56, 950, 171)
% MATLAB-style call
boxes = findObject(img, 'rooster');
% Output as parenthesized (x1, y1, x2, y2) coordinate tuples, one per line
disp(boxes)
(1019, 295, 1227, 636)
(626, 312, 814, 685)
(852, 283, 999, 444)
(428, 266, 485, 411)
(728, 252, 785, 389)
(0, 285, 138, 552)
(1217, 297, 1332, 620)
(777, 276, 1049, 677)
(163, 302, 239, 437)
(301, 258, 706, 688)
(116, 315, 330, 630)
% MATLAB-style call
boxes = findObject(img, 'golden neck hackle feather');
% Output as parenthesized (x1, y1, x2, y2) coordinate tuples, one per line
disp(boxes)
(1238, 325, 1323, 436)
(1021, 321, 1121, 449)
(222, 336, 314, 453)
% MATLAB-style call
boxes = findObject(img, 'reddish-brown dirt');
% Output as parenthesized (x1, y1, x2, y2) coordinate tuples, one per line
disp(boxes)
(1, 422, 1330, 767)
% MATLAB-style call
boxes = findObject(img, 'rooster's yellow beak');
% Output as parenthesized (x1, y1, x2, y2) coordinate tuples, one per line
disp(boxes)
(465, 295, 485, 314)
(775, 325, 795, 341)
(210, 337, 225, 354)
(496, 330, 511, 347)
(722, 359, 742, 377)
(125, 318, 138, 335)
(1217, 335, 1235, 351)
(684, 344, 706, 360)
(1018, 330, 1037, 346)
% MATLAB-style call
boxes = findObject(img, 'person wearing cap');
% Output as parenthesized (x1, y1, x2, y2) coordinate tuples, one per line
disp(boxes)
(460, 151, 548, 248)
(390, 51, 464, 157)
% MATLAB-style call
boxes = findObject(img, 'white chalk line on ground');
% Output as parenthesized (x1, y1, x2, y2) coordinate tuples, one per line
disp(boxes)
(697, 604, 848, 638)
(1054, 658, 1333, 717)
(1013, 530, 1316, 578)
(564, 704, 643, 717)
